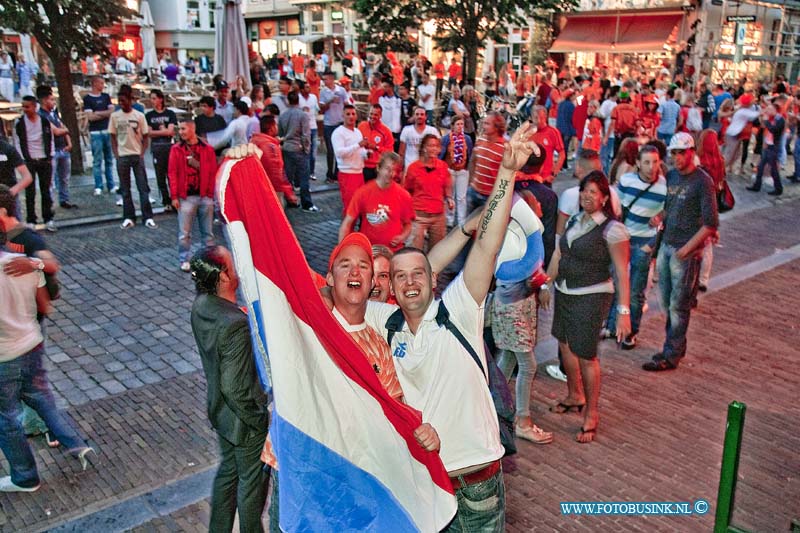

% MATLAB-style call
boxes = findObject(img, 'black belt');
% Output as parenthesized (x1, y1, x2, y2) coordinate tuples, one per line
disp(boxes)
(26, 158, 51, 163)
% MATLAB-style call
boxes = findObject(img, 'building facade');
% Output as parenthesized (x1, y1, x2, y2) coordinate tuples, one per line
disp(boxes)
(149, 0, 216, 64)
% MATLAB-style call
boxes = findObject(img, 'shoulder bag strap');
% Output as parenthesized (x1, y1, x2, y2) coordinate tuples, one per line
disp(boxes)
(384, 308, 405, 347)
(622, 179, 656, 223)
(435, 301, 486, 379)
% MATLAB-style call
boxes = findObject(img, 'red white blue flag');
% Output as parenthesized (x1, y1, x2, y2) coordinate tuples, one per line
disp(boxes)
(217, 156, 457, 532)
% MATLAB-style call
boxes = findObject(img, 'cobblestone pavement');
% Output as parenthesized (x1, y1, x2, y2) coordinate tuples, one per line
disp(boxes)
(0, 173, 798, 531)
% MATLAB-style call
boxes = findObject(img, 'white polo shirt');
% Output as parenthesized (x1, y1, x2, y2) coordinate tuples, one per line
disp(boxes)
(365, 273, 504, 472)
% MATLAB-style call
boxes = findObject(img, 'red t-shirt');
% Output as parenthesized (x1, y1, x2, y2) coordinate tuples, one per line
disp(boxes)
(611, 103, 639, 135)
(358, 120, 394, 168)
(368, 86, 384, 106)
(530, 126, 564, 180)
(470, 137, 505, 196)
(434, 63, 445, 80)
(346, 181, 415, 250)
(403, 159, 451, 214)
(448, 63, 462, 80)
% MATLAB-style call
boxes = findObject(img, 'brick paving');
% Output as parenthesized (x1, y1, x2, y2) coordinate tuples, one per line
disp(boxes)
(0, 176, 797, 531)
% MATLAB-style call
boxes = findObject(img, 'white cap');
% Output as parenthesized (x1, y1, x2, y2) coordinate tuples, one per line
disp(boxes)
(668, 132, 695, 151)
(239, 96, 252, 108)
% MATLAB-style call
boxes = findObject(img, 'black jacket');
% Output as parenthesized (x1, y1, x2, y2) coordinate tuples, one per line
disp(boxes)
(191, 294, 268, 445)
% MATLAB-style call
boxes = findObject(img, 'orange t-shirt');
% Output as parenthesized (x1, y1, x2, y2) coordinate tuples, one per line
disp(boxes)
(291, 55, 305, 77)
(392, 65, 404, 86)
(403, 159, 452, 214)
(548, 87, 561, 119)
(368, 85, 384, 106)
(434, 63, 445, 80)
(346, 181, 415, 251)
(448, 63, 462, 80)
(358, 120, 394, 168)
(306, 68, 320, 98)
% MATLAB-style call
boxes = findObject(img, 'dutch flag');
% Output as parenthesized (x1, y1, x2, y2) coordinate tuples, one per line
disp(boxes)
(217, 156, 457, 532)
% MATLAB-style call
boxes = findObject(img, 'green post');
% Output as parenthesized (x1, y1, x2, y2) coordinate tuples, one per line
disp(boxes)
(714, 401, 747, 533)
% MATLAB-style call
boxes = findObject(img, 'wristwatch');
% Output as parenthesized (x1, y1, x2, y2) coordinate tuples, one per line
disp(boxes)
(31, 258, 45, 271)
(617, 305, 631, 315)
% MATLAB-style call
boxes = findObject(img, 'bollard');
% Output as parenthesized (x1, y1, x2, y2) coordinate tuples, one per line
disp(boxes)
(714, 401, 747, 533)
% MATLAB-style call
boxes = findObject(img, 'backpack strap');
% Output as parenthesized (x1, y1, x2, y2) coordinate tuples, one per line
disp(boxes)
(384, 308, 406, 347)
(434, 301, 486, 379)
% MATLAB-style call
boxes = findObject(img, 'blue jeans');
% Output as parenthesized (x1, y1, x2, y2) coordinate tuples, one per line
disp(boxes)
(444, 469, 505, 532)
(754, 145, 783, 193)
(793, 135, 800, 179)
(657, 132, 673, 147)
(607, 236, 653, 336)
(178, 195, 215, 262)
(0, 345, 86, 488)
(117, 154, 153, 222)
(600, 138, 614, 175)
(308, 129, 318, 177)
(52, 149, 72, 203)
(90, 131, 115, 191)
(497, 349, 536, 419)
(283, 150, 312, 208)
(656, 244, 702, 365)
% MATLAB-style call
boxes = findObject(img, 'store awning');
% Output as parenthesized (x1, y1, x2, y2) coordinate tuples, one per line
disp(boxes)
(550, 13, 682, 53)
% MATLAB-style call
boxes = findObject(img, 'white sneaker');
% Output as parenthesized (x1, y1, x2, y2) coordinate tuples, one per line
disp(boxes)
(148, 196, 156, 204)
(144, 218, 157, 229)
(93, 188, 102, 196)
(115, 197, 123, 206)
(45, 220, 58, 233)
(121, 219, 134, 229)
(110, 186, 119, 194)
(180, 261, 191, 272)
(0, 476, 40, 492)
(516, 424, 553, 445)
(302, 205, 321, 213)
(545, 364, 568, 382)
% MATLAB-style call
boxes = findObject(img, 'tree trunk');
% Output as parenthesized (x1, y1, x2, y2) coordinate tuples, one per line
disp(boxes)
(464, 43, 479, 88)
(52, 54, 85, 174)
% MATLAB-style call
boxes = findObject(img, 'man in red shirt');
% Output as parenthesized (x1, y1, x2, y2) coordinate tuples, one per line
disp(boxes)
(368, 72, 384, 105)
(250, 115, 300, 208)
(358, 105, 394, 182)
(168, 118, 218, 271)
(339, 151, 414, 251)
(403, 134, 453, 251)
(434, 58, 446, 99)
(448, 59, 462, 91)
(467, 111, 506, 212)
(530, 105, 565, 183)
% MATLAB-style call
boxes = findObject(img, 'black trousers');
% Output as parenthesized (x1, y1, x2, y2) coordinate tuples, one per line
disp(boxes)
(210, 431, 269, 533)
(151, 143, 172, 206)
(24, 159, 53, 224)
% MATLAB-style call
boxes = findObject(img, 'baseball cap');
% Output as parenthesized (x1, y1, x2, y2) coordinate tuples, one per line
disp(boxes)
(239, 96, 252, 108)
(215, 79, 229, 90)
(339, 76, 352, 85)
(668, 132, 695, 151)
(329, 232, 373, 272)
(739, 94, 754, 107)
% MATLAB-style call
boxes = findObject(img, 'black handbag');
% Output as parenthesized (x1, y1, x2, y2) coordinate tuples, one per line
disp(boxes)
(717, 180, 735, 212)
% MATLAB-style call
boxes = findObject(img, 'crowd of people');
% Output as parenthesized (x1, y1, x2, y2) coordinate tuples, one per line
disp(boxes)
(1, 47, 797, 533)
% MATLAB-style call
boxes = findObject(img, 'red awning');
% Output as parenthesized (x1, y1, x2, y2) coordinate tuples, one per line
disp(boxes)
(550, 13, 682, 53)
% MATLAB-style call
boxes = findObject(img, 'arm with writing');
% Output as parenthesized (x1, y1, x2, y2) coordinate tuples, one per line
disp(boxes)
(463, 122, 538, 304)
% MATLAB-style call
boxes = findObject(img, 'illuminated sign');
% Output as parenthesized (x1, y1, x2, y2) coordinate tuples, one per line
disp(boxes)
(119, 38, 136, 52)
(331, 10, 343, 21)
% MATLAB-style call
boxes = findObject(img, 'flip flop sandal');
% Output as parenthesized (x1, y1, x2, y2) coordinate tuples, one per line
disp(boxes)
(45, 432, 60, 448)
(550, 402, 585, 414)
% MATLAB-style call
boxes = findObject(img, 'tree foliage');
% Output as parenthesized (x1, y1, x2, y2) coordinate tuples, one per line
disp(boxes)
(352, 0, 578, 83)
(0, 0, 136, 58)
(0, 0, 137, 172)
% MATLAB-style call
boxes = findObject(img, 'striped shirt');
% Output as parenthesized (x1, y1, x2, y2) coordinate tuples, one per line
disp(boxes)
(615, 172, 667, 239)
(469, 137, 505, 195)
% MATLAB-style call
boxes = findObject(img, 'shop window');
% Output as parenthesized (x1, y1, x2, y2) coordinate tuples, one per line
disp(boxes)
(209, 2, 216, 29)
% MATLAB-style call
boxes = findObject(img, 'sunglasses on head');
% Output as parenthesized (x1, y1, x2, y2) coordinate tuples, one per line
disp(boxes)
(671, 149, 687, 155)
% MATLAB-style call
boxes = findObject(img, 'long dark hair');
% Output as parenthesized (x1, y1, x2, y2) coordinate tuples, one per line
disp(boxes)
(579, 170, 616, 220)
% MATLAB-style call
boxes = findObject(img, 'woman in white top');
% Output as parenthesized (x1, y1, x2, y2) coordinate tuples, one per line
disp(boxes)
(0, 51, 15, 103)
(542, 171, 631, 443)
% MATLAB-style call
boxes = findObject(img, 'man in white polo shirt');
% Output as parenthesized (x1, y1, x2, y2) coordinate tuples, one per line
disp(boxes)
(331, 104, 368, 215)
(363, 123, 538, 532)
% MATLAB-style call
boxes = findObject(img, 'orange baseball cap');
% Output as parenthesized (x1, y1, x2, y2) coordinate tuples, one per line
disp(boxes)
(329, 232, 373, 272)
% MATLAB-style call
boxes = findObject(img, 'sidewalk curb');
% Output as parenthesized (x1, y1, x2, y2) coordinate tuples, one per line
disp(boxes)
(55, 186, 340, 229)
(46, 465, 218, 533)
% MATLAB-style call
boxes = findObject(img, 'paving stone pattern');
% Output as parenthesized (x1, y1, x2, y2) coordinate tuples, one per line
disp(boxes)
(0, 373, 217, 533)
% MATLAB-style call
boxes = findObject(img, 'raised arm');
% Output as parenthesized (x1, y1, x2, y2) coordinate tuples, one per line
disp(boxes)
(463, 122, 539, 304)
